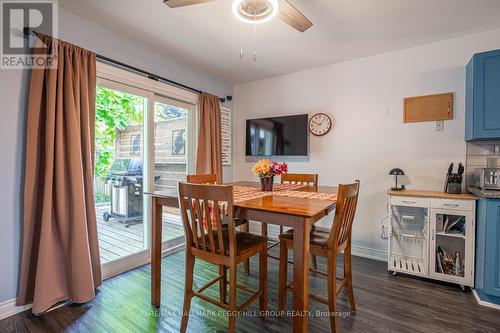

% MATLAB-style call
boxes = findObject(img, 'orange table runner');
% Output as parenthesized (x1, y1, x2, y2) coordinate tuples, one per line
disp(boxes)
(197, 185, 336, 228)
(233, 185, 337, 202)
(232, 184, 304, 202)
(271, 190, 337, 201)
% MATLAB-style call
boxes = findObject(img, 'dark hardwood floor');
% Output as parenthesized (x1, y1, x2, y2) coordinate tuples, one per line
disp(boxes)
(2, 247, 500, 333)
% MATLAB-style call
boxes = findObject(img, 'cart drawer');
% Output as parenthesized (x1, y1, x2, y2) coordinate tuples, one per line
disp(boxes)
(430, 198, 474, 211)
(390, 196, 429, 208)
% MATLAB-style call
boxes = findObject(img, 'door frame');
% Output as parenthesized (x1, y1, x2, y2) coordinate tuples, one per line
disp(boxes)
(96, 62, 198, 279)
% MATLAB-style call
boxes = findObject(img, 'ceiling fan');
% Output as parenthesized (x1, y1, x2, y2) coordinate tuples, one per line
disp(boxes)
(163, 0, 313, 32)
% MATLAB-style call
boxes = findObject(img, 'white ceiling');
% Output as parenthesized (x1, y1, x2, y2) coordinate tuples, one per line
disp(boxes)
(59, 0, 500, 84)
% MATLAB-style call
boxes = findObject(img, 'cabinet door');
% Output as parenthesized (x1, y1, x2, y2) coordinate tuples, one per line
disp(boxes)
(467, 49, 500, 140)
(429, 208, 474, 286)
(388, 198, 429, 276)
(485, 200, 500, 297)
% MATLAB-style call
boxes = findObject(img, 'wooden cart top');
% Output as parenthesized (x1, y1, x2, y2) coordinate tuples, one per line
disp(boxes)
(387, 189, 477, 201)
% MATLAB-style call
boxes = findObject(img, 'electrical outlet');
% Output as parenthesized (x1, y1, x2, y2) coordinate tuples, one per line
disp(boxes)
(436, 120, 444, 131)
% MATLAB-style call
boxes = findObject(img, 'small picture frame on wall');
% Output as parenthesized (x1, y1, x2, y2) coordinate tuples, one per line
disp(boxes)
(130, 134, 141, 155)
(172, 129, 185, 155)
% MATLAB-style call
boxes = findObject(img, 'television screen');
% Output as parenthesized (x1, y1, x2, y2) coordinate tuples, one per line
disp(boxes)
(246, 114, 308, 156)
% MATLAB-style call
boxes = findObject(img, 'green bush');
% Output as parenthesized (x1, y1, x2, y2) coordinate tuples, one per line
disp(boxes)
(95, 86, 143, 178)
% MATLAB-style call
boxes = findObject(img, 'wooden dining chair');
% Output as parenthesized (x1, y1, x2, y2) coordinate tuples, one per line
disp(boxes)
(278, 180, 360, 333)
(187, 174, 250, 274)
(178, 183, 268, 333)
(265, 173, 319, 268)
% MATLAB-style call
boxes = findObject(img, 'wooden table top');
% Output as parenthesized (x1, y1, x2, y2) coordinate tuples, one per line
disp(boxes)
(387, 189, 477, 200)
(146, 181, 338, 218)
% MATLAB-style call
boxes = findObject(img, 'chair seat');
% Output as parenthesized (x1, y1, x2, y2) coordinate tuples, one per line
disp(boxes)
(222, 217, 248, 228)
(279, 226, 330, 247)
(199, 230, 267, 256)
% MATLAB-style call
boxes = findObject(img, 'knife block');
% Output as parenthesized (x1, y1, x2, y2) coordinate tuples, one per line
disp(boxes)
(446, 183, 462, 194)
(444, 173, 463, 194)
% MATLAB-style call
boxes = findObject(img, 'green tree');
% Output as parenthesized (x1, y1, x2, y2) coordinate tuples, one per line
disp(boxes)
(95, 86, 143, 178)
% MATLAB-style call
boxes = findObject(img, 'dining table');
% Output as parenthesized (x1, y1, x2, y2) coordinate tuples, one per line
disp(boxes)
(146, 181, 338, 333)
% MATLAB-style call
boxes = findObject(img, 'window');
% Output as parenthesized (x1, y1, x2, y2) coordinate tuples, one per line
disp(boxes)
(172, 130, 186, 156)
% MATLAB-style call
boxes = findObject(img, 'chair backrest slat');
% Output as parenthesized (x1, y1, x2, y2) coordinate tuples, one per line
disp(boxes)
(281, 173, 318, 190)
(213, 202, 225, 255)
(178, 182, 235, 257)
(194, 198, 207, 250)
(188, 198, 201, 249)
(203, 198, 216, 252)
(328, 180, 360, 250)
(179, 195, 193, 247)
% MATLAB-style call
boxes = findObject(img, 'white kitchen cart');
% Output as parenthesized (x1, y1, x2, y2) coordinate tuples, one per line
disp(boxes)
(387, 190, 477, 288)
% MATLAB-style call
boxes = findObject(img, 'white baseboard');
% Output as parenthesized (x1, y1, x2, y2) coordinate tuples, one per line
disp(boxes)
(351, 245, 387, 262)
(250, 221, 388, 262)
(0, 298, 31, 320)
(473, 289, 500, 310)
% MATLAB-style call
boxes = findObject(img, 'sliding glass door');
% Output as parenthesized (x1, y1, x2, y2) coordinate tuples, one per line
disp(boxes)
(94, 82, 148, 266)
(154, 96, 193, 249)
(94, 66, 197, 278)
(153, 96, 194, 249)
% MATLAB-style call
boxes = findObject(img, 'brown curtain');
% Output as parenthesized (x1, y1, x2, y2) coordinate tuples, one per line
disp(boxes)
(17, 34, 101, 314)
(196, 92, 223, 183)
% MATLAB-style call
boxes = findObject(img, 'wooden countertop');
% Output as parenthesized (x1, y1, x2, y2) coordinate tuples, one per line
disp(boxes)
(387, 189, 477, 200)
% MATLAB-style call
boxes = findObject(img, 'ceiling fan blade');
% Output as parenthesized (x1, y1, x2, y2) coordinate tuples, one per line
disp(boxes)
(163, 0, 215, 8)
(278, 0, 312, 32)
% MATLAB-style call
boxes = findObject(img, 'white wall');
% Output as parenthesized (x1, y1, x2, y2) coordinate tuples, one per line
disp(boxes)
(0, 6, 233, 304)
(233, 28, 500, 257)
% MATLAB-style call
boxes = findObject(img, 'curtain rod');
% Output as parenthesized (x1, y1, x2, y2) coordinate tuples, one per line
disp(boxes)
(23, 27, 231, 103)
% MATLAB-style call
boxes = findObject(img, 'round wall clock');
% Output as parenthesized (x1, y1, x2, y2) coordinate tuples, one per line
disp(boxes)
(309, 113, 332, 136)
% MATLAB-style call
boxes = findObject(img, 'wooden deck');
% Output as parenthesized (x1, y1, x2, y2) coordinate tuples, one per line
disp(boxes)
(95, 204, 184, 264)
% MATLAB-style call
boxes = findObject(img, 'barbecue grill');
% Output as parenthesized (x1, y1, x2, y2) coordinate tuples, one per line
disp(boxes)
(102, 158, 148, 227)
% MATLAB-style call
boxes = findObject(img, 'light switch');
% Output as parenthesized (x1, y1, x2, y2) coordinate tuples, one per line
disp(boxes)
(436, 120, 444, 131)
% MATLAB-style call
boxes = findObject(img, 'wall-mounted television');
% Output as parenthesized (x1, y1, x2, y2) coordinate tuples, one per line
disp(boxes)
(245, 114, 309, 156)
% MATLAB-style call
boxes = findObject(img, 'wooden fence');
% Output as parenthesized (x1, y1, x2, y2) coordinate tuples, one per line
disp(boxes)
(94, 117, 188, 203)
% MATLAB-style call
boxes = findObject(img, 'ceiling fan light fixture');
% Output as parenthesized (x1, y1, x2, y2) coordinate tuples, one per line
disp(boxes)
(232, 0, 279, 24)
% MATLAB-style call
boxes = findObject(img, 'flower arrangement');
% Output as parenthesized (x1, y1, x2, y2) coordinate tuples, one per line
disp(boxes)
(252, 159, 288, 178)
(252, 159, 288, 191)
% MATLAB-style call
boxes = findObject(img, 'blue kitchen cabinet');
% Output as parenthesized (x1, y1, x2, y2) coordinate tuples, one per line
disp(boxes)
(465, 49, 500, 141)
(475, 198, 500, 305)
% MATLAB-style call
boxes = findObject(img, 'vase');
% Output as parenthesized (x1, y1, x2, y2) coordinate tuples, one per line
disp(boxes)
(260, 176, 274, 191)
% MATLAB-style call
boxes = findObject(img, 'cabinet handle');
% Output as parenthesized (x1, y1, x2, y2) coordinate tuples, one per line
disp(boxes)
(443, 203, 459, 207)
(432, 229, 435, 241)
(402, 200, 416, 205)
